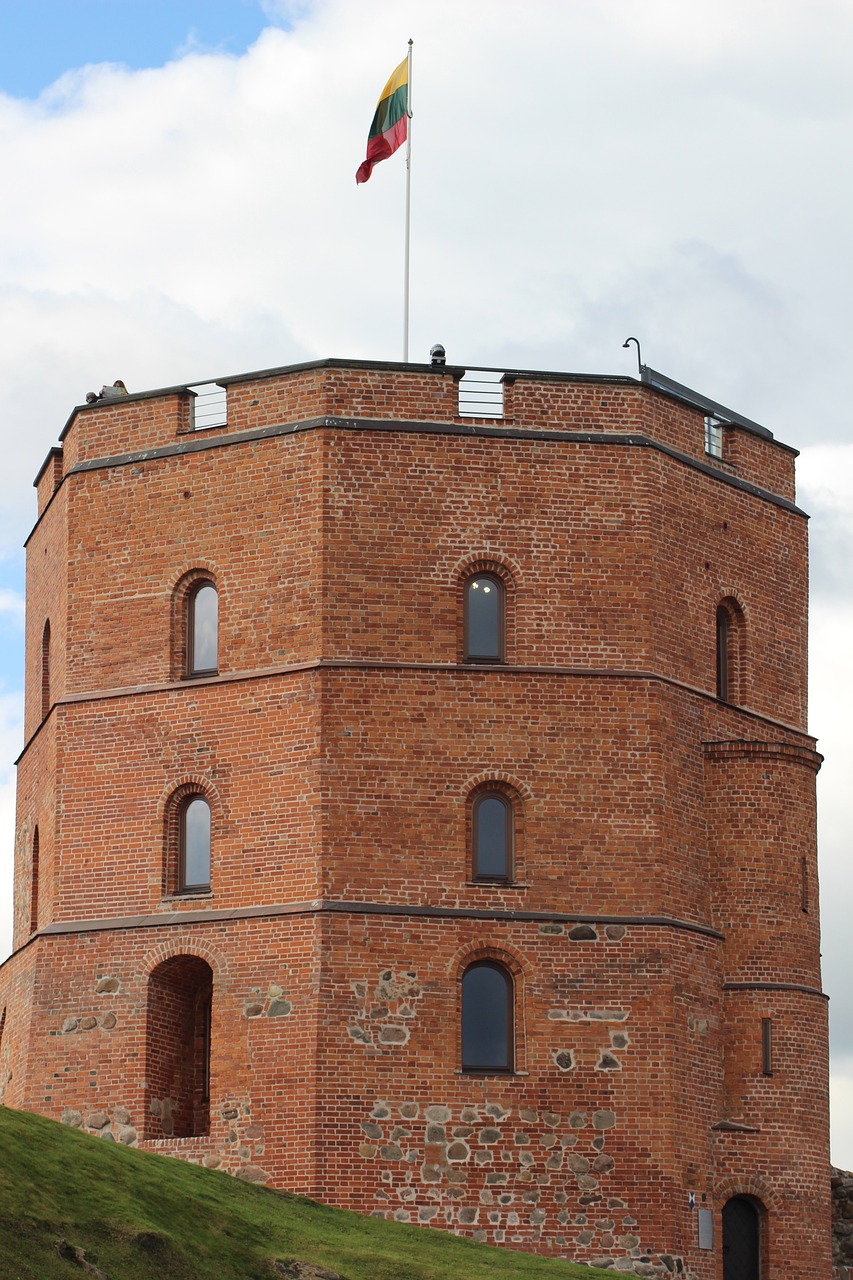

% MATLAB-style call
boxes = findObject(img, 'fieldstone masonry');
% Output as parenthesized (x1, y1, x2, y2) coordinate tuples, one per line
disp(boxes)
(348, 968, 424, 1049)
(832, 1168, 853, 1277)
(360, 1097, 680, 1274)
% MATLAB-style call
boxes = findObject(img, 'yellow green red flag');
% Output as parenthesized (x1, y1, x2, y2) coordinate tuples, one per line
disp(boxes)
(356, 56, 409, 184)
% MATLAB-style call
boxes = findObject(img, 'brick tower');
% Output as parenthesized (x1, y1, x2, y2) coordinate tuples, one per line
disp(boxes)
(0, 357, 830, 1277)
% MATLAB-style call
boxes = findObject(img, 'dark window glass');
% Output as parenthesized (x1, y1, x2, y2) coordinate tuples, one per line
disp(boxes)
(473, 792, 510, 880)
(465, 575, 504, 661)
(462, 961, 512, 1071)
(761, 1018, 773, 1076)
(716, 605, 730, 701)
(181, 796, 211, 890)
(189, 583, 218, 675)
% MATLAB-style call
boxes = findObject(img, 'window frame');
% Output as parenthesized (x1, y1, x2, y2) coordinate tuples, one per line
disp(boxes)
(461, 960, 514, 1074)
(178, 794, 212, 894)
(186, 580, 218, 678)
(471, 790, 513, 883)
(463, 572, 506, 663)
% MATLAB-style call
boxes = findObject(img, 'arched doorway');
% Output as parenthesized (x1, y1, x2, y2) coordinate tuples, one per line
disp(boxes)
(722, 1195, 761, 1280)
(145, 955, 212, 1138)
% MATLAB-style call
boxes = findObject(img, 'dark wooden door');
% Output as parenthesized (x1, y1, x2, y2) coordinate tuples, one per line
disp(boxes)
(722, 1196, 760, 1280)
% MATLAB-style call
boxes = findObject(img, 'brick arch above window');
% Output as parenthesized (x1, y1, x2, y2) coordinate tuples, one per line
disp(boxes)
(449, 942, 530, 1075)
(448, 550, 524, 589)
(451, 553, 522, 665)
(715, 591, 749, 705)
(463, 777, 530, 885)
(155, 775, 222, 825)
(160, 779, 220, 899)
(448, 938, 532, 983)
(460, 771, 534, 803)
(169, 564, 224, 681)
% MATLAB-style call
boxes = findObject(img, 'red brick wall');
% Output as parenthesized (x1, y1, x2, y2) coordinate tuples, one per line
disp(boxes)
(0, 359, 828, 1277)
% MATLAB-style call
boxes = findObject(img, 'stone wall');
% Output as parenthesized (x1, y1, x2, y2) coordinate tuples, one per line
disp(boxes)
(832, 1167, 853, 1276)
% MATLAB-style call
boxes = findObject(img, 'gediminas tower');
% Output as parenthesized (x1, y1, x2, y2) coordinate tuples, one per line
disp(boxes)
(0, 355, 830, 1277)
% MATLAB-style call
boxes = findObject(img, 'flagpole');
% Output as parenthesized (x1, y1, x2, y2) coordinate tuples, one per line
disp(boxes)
(403, 38, 413, 363)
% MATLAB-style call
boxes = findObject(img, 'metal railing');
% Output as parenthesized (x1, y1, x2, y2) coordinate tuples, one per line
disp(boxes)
(704, 415, 724, 458)
(189, 383, 227, 431)
(458, 370, 505, 419)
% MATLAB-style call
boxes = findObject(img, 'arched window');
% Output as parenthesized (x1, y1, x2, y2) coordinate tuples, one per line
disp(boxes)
(472, 791, 512, 881)
(29, 827, 40, 935)
(716, 597, 745, 704)
(187, 582, 218, 676)
(716, 604, 731, 701)
(461, 961, 513, 1072)
(41, 620, 51, 719)
(464, 574, 505, 662)
(179, 796, 211, 892)
(145, 955, 213, 1138)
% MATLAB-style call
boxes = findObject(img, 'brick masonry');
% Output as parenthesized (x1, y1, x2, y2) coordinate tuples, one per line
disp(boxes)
(0, 358, 831, 1276)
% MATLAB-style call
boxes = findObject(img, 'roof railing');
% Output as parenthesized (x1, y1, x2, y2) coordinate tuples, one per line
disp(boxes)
(458, 370, 504, 419)
(188, 383, 227, 431)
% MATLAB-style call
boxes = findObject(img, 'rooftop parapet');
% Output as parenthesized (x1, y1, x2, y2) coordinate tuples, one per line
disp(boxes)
(33, 357, 798, 517)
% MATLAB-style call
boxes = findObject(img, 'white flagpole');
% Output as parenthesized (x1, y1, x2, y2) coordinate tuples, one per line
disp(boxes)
(403, 38, 413, 362)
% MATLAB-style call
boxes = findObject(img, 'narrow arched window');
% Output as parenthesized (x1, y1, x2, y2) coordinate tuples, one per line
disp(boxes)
(179, 796, 211, 892)
(464, 574, 505, 662)
(187, 582, 218, 676)
(29, 827, 40, 934)
(472, 792, 512, 881)
(716, 604, 730, 701)
(41, 620, 51, 719)
(462, 961, 513, 1071)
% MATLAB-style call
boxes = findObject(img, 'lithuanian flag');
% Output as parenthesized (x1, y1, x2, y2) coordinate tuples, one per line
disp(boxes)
(356, 56, 409, 184)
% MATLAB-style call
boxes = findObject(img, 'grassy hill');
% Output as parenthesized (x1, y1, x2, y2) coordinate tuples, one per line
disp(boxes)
(0, 1106, 613, 1280)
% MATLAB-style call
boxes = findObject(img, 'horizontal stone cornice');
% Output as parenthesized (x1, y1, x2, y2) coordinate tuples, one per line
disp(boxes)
(17, 661, 814, 762)
(722, 980, 827, 999)
(24, 899, 725, 943)
(28, 410, 806, 542)
(703, 739, 823, 771)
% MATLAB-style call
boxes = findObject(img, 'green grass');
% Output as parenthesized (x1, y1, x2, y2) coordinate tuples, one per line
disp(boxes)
(0, 1106, 613, 1280)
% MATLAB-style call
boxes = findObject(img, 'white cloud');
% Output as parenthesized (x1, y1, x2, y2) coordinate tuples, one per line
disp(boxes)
(832, 1065, 853, 1171)
(0, 690, 22, 962)
(0, 590, 24, 628)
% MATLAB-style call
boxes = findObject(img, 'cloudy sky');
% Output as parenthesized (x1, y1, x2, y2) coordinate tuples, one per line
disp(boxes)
(0, 0, 851, 1162)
